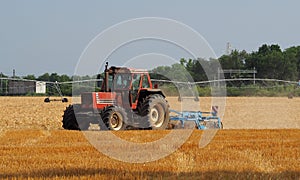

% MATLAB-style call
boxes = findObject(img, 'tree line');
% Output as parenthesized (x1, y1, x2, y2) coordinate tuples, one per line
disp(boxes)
(151, 44, 300, 96)
(152, 44, 300, 82)
(1, 44, 300, 96)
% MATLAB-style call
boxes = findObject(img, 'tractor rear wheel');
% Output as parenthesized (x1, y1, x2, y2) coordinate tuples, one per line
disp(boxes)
(62, 105, 80, 130)
(138, 94, 169, 130)
(101, 106, 128, 130)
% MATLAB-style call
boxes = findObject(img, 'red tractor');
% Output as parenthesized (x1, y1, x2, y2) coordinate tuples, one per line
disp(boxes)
(62, 63, 170, 130)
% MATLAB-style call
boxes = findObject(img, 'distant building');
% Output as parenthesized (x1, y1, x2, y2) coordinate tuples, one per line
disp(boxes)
(8, 80, 46, 95)
(35, 81, 46, 94)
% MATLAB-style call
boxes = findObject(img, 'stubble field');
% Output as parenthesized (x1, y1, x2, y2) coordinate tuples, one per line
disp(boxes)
(0, 96, 299, 179)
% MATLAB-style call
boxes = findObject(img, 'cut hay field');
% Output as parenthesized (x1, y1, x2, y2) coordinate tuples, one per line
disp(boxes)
(0, 97, 299, 179)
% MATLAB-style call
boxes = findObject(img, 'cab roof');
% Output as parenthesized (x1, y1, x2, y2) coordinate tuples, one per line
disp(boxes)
(108, 66, 149, 74)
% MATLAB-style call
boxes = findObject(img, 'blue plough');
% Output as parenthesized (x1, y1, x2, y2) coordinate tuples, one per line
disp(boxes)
(169, 106, 223, 129)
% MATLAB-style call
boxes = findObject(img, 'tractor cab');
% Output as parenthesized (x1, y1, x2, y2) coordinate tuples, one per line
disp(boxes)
(81, 63, 163, 111)
(99, 65, 153, 109)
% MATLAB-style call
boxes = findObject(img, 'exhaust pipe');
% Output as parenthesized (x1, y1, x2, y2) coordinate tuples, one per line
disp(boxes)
(105, 62, 109, 92)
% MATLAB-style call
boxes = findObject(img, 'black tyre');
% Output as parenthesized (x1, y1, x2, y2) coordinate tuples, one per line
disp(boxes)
(44, 97, 50, 103)
(220, 122, 223, 129)
(101, 106, 127, 130)
(138, 94, 170, 130)
(62, 105, 80, 130)
(62, 98, 68, 103)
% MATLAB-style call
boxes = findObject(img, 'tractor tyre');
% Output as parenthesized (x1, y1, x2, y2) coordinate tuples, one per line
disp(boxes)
(62, 98, 68, 103)
(101, 106, 128, 130)
(138, 94, 170, 130)
(205, 121, 223, 129)
(219, 122, 223, 129)
(44, 97, 50, 103)
(62, 104, 80, 130)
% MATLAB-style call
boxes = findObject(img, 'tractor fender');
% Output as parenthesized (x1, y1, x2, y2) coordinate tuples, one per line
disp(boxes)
(138, 89, 166, 100)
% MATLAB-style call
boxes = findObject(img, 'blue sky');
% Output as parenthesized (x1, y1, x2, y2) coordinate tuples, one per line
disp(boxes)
(0, 0, 299, 76)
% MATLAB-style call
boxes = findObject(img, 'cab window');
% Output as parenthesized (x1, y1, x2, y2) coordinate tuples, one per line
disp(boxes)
(132, 74, 141, 90)
(142, 74, 150, 88)
(131, 74, 141, 103)
(113, 73, 131, 90)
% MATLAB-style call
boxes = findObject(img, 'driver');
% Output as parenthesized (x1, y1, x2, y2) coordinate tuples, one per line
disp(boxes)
(120, 74, 131, 89)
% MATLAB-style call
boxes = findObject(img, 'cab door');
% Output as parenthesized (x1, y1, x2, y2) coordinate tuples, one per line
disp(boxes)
(130, 73, 142, 108)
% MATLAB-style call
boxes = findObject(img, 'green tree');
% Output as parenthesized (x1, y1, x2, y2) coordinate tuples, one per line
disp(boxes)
(282, 47, 298, 80)
(49, 73, 60, 82)
(190, 58, 208, 82)
(59, 74, 71, 82)
(219, 50, 246, 70)
(23, 74, 36, 80)
(219, 50, 248, 79)
(37, 73, 50, 81)
(246, 44, 284, 79)
(167, 63, 192, 82)
(292, 46, 300, 79)
(151, 66, 172, 80)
